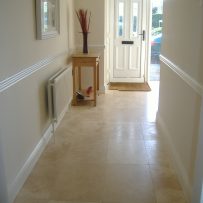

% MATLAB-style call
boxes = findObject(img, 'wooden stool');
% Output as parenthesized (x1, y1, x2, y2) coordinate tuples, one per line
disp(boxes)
(72, 53, 100, 106)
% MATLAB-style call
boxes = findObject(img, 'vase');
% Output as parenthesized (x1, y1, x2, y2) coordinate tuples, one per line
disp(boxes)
(82, 32, 88, 54)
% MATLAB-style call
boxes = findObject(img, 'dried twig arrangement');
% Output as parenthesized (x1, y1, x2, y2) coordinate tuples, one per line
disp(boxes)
(76, 9, 91, 33)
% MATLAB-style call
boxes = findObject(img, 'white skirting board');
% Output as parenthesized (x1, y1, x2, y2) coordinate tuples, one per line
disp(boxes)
(8, 65, 73, 203)
(8, 99, 72, 203)
(8, 124, 53, 203)
(99, 85, 106, 94)
(156, 113, 191, 202)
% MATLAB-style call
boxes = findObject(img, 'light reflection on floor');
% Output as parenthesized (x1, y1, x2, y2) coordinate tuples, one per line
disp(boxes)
(14, 80, 187, 203)
(146, 81, 160, 122)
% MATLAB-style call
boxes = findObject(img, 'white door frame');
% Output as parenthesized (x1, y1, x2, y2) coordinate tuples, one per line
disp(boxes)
(107, 0, 151, 83)
(192, 99, 203, 203)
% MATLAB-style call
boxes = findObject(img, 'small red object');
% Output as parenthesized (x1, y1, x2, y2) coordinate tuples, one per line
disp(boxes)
(86, 86, 92, 96)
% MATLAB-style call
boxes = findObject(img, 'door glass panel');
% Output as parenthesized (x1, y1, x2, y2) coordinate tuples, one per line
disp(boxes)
(118, 1, 124, 37)
(132, 2, 138, 37)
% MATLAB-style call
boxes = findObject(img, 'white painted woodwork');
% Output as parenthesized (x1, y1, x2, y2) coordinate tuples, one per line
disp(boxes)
(112, 0, 146, 82)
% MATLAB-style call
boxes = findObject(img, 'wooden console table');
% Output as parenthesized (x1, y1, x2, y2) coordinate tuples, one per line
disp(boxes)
(72, 53, 100, 106)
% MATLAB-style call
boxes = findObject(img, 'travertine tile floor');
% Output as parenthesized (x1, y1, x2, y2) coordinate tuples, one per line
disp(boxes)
(14, 82, 187, 203)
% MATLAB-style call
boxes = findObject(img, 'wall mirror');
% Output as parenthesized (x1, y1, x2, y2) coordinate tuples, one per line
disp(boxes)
(36, 0, 60, 40)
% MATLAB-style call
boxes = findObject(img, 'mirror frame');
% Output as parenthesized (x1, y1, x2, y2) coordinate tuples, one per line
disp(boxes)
(36, 0, 60, 40)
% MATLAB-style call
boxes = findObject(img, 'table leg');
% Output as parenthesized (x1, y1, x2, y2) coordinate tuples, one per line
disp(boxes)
(93, 65, 96, 106)
(72, 66, 77, 105)
(97, 62, 99, 91)
(78, 66, 81, 90)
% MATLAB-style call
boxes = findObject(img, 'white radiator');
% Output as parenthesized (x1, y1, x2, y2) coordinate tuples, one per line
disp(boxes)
(48, 66, 72, 124)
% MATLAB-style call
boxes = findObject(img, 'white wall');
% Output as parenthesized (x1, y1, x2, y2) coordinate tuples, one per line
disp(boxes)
(0, 0, 67, 81)
(192, 100, 203, 203)
(158, 0, 203, 201)
(191, 5, 203, 200)
(67, 0, 76, 52)
(0, 0, 75, 202)
(161, 0, 203, 84)
(0, 129, 9, 203)
(74, 0, 105, 46)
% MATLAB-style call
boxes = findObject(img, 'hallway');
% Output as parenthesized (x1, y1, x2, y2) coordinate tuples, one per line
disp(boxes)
(14, 83, 187, 203)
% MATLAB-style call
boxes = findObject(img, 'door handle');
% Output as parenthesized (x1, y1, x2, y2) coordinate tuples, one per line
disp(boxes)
(139, 30, 145, 41)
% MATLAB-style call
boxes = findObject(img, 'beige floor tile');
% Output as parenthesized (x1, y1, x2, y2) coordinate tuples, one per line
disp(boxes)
(156, 188, 187, 203)
(102, 164, 156, 203)
(16, 162, 61, 200)
(102, 200, 156, 203)
(144, 140, 166, 149)
(107, 139, 148, 164)
(149, 164, 182, 191)
(38, 138, 72, 165)
(60, 120, 102, 136)
(14, 196, 49, 203)
(50, 163, 105, 202)
(104, 108, 147, 123)
(65, 139, 108, 164)
(147, 150, 171, 167)
(49, 201, 100, 203)
(141, 122, 162, 140)
(101, 122, 143, 140)
(14, 83, 187, 203)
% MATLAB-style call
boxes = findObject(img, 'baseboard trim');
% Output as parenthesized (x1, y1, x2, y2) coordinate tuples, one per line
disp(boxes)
(104, 83, 109, 91)
(8, 99, 72, 203)
(8, 124, 53, 203)
(156, 113, 191, 202)
(53, 97, 72, 130)
(99, 85, 106, 94)
(160, 55, 203, 96)
(0, 51, 67, 93)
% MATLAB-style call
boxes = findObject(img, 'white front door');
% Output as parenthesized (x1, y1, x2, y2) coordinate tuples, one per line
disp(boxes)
(111, 0, 146, 82)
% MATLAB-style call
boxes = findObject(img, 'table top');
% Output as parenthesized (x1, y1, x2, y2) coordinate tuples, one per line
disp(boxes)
(72, 52, 100, 58)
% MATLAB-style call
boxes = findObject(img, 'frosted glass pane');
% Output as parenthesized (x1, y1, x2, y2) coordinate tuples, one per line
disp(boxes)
(118, 2, 124, 37)
(132, 2, 138, 37)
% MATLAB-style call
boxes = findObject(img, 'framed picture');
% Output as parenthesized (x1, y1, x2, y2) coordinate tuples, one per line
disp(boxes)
(36, 0, 60, 40)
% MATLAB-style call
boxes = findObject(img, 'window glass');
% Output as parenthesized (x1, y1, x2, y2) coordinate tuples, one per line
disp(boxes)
(132, 2, 138, 37)
(118, 2, 124, 37)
